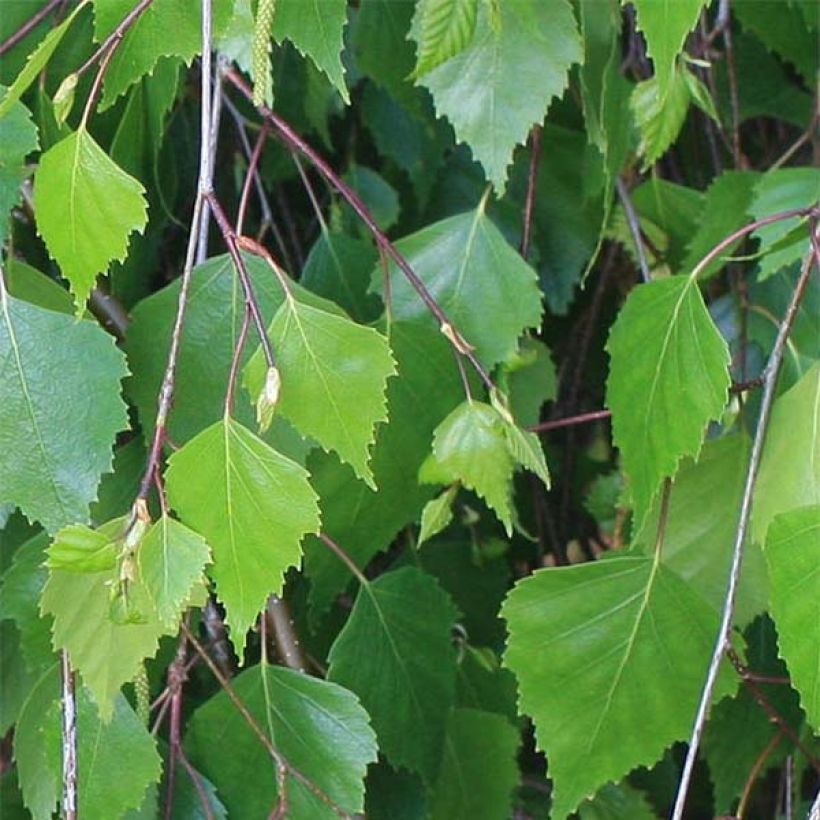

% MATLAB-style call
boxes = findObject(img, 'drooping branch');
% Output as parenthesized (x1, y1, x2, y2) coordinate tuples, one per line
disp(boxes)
(222, 66, 495, 392)
(672, 220, 820, 819)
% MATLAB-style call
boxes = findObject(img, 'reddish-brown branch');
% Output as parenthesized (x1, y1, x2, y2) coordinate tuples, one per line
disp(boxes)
(0, 0, 65, 57)
(528, 409, 611, 433)
(222, 67, 495, 392)
(237, 123, 270, 235)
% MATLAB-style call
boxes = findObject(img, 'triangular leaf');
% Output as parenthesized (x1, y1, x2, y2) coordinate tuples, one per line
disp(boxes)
(431, 401, 516, 534)
(411, 0, 479, 77)
(328, 566, 459, 783)
(34, 127, 148, 310)
(186, 664, 377, 818)
(165, 417, 320, 652)
(752, 363, 820, 543)
(245, 295, 396, 488)
(764, 505, 820, 730)
(503, 555, 733, 818)
(375, 206, 543, 368)
(418, 485, 458, 546)
(0, 294, 129, 533)
(606, 276, 731, 529)
(272, 0, 349, 102)
(631, 67, 691, 169)
(418, 0, 581, 191)
(429, 708, 519, 820)
(138, 515, 211, 629)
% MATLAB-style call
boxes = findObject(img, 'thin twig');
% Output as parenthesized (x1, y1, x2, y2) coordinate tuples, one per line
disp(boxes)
(616, 177, 651, 283)
(135, 0, 213, 503)
(721, 14, 742, 168)
(318, 533, 369, 586)
(223, 67, 495, 392)
(60, 651, 78, 820)
(237, 123, 270, 235)
(163, 633, 189, 820)
(672, 222, 820, 819)
(528, 409, 612, 433)
(224, 303, 251, 416)
(736, 729, 784, 819)
(206, 193, 276, 369)
(520, 125, 542, 258)
(197, 60, 224, 264)
(0, 0, 64, 58)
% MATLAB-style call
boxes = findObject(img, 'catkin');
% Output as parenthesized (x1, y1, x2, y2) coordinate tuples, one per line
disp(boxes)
(252, 0, 276, 107)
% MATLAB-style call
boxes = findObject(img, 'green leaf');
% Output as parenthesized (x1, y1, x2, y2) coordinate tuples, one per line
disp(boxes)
(245, 294, 396, 488)
(4, 259, 75, 315)
(45, 523, 117, 573)
(376, 205, 543, 368)
(429, 708, 519, 820)
(0, 97, 38, 245)
(635, 435, 768, 625)
(431, 401, 516, 534)
(752, 363, 820, 543)
(629, 0, 706, 98)
(418, 0, 581, 191)
(92, 0, 234, 109)
(138, 516, 211, 629)
(77, 689, 162, 818)
(578, 783, 658, 820)
(502, 422, 550, 489)
(631, 67, 691, 170)
(302, 321, 465, 616)
(749, 168, 820, 281)
(681, 171, 761, 279)
(165, 418, 320, 652)
(765, 505, 820, 729)
(13, 664, 61, 820)
(0, 293, 129, 533)
(328, 566, 459, 783)
(34, 127, 148, 310)
(502, 554, 732, 818)
(606, 276, 731, 529)
(497, 336, 556, 428)
(418, 485, 457, 546)
(272, 0, 349, 103)
(411, 0, 478, 77)
(40, 518, 180, 718)
(0, 1, 89, 119)
(186, 664, 377, 818)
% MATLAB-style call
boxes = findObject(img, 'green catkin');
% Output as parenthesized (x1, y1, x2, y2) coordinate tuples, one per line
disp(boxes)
(252, 0, 276, 108)
(134, 663, 150, 725)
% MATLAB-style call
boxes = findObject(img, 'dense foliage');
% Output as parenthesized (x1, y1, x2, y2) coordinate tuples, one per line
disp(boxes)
(0, 0, 818, 818)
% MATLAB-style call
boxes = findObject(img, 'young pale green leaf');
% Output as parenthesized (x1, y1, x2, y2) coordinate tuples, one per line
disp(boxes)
(502, 424, 550, 489)
(606, 276, 731, 530)
(138, 516, 210, 629)
(418, 485, 457, 546)
(429, 708, 519, 820)
(0, 294, 129, 534)
(0, 1, 88, 118)
(92, 0, 234, 109)
(186, 664, 378, 818)
(752, 363, 820, 543)
(0, 97, 38, 245)
(328, 566, 460, 783)
(631, 67, 691, 170)
(272, 0, 349, 102)
(45, 523, 117, 573)
(302, 321, 466, 617)
(749, 168, 820, 280)
(34, 127, 148, 311)
(502, 555, 732, 819)
(635, 435, 768, 625)
(245, 295, 396, 488)
(418, 0, 581, 191)
(40, 519, 181, 718)
(432, 401, 516, 534)
(411, 0, 478, 77)
(629, 0, 706, 98)
(165, 418, 320, 652)
(765, 505, 820, 729)
(375, 206, 543, 368)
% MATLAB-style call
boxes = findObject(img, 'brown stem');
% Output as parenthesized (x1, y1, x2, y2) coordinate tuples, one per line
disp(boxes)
(265, 596, 308, 673)
(528, 409, 612, 433)
(736, 729, 784, 819)
(223, 67, 495, 392)
(0, 0, 65, 57)
(519, 125, 542, 258)
(60, 651, 78, 820)
(224, 303, 251, 416)
(237, 123, 270, 235)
